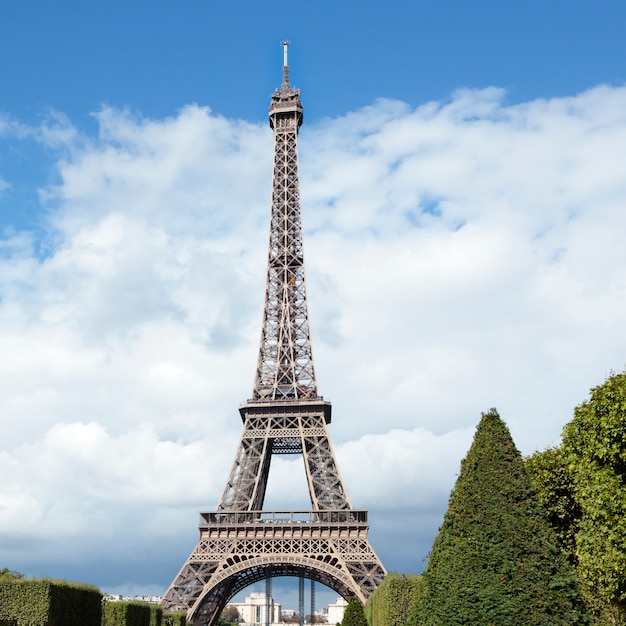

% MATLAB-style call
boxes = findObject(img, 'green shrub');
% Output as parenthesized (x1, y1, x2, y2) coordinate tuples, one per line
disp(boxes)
(368, 573, 425, 626)
(147, 604, 162, 626)
(102, 602, 152, 626)
(0, 579, 102, 626)
(162, 612, 188, 626)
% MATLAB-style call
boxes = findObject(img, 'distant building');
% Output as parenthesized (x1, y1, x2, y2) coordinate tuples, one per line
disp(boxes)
(102, 594, 161, 604)
(228, 591, 282, 625)
(133, 595, 162, 604)
(327, 597, 347, 625)
(227, 591, 347, 625)
(103, 594, 124, 602)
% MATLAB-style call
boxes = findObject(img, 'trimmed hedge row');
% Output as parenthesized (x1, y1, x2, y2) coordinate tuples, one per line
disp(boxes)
(0, 580, 189, 626)
(102, 602, 188, 626)
(0, 579, 102, 626)
(147, 604, 162, 626)
(102, 602, 153, 626)
(162, 613, 187, 626)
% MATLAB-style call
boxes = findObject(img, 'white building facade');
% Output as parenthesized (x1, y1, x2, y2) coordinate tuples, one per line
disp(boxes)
(327, 597, 347, 625)
(228, 591, 282, 626)
(227, 591, 347, 625)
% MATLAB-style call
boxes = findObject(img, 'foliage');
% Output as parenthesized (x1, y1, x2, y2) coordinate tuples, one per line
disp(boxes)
(0, 572, 23, 582)
(406, 596, 423, 626)
(368, 573, 425, 626)
(525, 445, 581, 565)
(341, 597, 367, 626)
(147, 603, 163, 626)
(530, 371, 626, 625)
(162, 612, 189, 626)
(0, 578, 102, 626)
(564, 371, 626, 623)
(102, 601, 152, 626)
(420, 409, 587, 626)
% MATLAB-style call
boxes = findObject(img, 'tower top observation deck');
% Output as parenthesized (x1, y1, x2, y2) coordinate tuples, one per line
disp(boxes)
(269, 41, 303, 128)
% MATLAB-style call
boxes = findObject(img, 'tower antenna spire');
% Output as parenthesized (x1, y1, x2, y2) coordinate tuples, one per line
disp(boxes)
(281, 40, 291, 89)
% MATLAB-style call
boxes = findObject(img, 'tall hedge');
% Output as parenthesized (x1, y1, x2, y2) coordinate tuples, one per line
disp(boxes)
(0, 579, 102, 626)
(147, 604, 162, 626)
(368, 573, 425, 626)
(162, 612, 188, 626)
(418, 409, 588, 625)
(102, 602, 153, 626)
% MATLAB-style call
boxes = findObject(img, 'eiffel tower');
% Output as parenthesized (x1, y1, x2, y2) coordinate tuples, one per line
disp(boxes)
(161, 43, 386, 625)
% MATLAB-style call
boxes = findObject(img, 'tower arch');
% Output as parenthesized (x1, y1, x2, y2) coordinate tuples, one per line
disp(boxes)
(189, 558, 357, 625)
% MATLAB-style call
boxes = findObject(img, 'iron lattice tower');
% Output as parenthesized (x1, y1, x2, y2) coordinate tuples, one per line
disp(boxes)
(161, 43, 386, 625)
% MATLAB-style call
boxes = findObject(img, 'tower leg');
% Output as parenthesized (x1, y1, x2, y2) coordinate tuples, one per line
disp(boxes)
(265, 578, 272, 626)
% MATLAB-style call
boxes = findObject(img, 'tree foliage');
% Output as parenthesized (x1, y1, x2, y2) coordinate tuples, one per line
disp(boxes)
(218, 606, 239, 623)
(528, 371, 626, 625)
(420, 409, 587, 625)
(340, 597, 367, 626)
(525, 445, 581, 564)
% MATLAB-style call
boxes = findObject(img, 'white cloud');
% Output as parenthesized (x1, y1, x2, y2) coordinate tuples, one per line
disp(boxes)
(1, 84, 626, 593)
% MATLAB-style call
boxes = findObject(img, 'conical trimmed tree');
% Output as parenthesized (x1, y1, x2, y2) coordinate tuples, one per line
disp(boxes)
(341, 596, 368, 626)
(419, 409, 587, 625)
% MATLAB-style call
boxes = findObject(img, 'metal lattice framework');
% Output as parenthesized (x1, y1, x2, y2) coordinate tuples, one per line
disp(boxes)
(254, 47, 313, 404)
(161, 44, 386, 626)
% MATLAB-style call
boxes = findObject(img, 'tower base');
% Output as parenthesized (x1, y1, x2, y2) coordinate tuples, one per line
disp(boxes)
(161, 510, 386, 625)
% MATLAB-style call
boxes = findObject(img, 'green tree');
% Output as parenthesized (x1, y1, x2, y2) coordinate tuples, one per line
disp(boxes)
(564, 371, 626, 622)
(557, 371, 626, 625)
(219, 606, 239, 623)
(420, 409, 587, 626)
(525, 445, 581, 564)
(341, 597, 367, 626)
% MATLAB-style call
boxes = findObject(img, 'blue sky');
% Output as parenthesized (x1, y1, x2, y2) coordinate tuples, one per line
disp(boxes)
(1, 0, 626, 612)
(3, 0, 624, 235)
(1, 1, 624, 125)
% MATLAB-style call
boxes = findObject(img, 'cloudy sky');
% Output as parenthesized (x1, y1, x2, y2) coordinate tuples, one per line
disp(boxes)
(1, 0, 626, 610)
